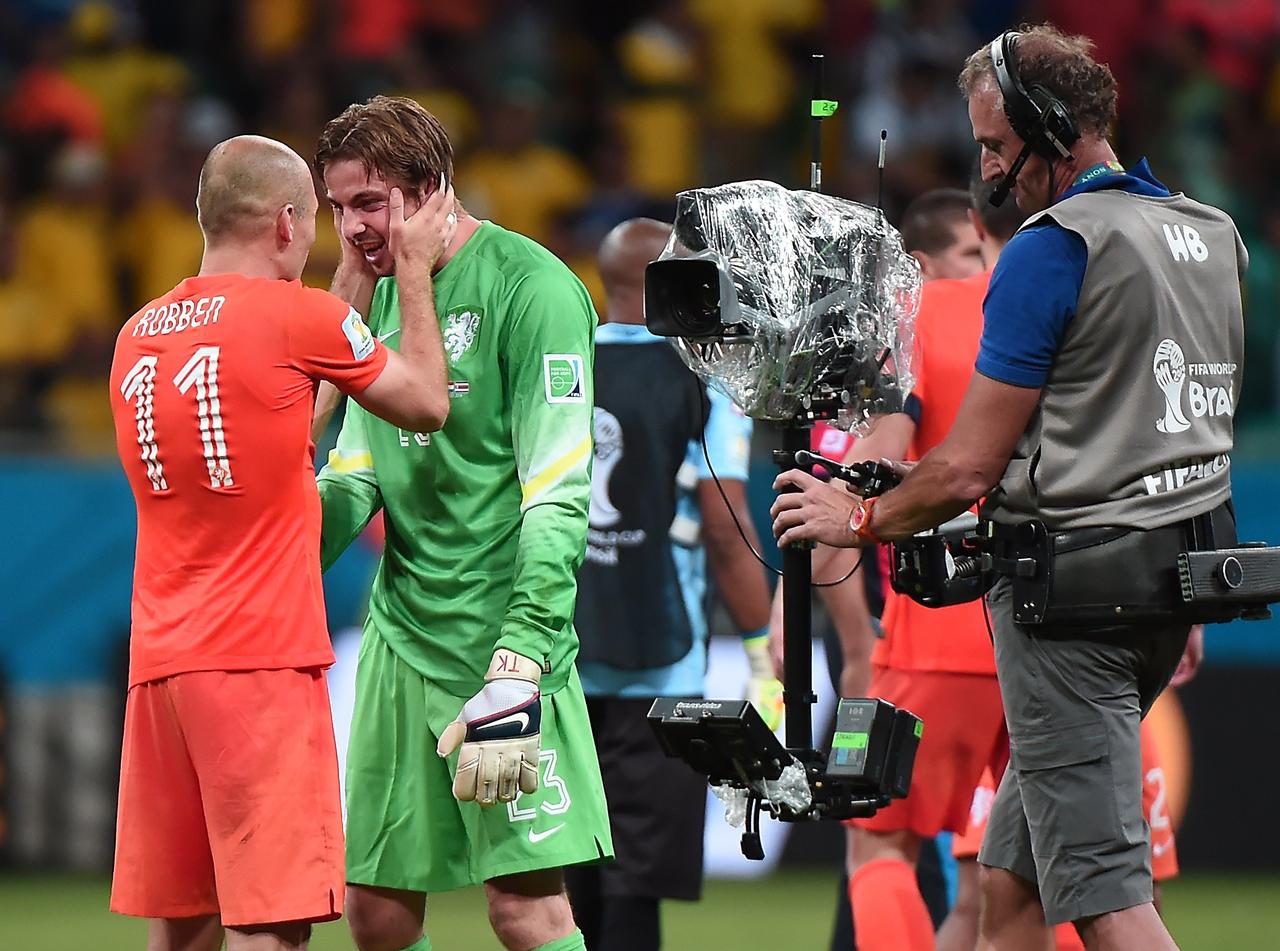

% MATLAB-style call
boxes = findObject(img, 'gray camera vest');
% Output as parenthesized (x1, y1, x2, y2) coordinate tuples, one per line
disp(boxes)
(985, 188, 1248, 531)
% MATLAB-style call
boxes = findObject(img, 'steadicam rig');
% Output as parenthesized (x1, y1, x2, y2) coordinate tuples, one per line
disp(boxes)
(641, 178, 926, 858)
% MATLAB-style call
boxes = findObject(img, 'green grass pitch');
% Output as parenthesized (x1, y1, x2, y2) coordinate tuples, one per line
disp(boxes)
(1, 871, 1276, 948)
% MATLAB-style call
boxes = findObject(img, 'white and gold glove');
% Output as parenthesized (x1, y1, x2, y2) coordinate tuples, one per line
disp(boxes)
(437, 649, 542, 806)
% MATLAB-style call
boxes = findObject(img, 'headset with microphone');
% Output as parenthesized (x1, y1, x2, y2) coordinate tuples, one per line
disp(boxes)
(988, 31, 1081, 207)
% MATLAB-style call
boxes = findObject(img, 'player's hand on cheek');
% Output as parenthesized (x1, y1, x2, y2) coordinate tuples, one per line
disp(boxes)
(770, 469, 859, 548)
(334, 207, 377, 277)
(388, 181, 458, 272)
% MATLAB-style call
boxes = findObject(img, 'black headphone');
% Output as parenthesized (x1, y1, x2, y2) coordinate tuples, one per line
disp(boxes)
(986, 31, 1080, 206)
(990, 31, 1079, 160)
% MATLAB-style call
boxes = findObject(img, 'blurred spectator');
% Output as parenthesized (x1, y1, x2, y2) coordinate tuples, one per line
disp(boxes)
(386, 42, 481, 155)
(62, 1, 188, 154)
(111, 92, 207, 306)
(460, 80, 591, 244)
(847, 0, 979, 213)
(558, 121, 671, 311)
(13, 144, 116, 358)
(614, 0, 702, 199)
(687, 0, 821, 181)
(1164, 0, 1278, 93)
(0, 204, 65, 435)
(1241, 195, 1280, 418)
(242, 0, 315, 64)
(5, 23, 104, 149)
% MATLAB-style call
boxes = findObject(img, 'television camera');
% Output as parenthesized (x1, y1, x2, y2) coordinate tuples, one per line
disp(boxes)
(641, 180, 924, 857)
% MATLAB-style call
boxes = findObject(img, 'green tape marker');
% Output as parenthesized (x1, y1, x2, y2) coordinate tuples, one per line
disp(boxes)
(811, 99, 839, 118)
(831, 731, 869, 749)
(914, 720, 924, 739)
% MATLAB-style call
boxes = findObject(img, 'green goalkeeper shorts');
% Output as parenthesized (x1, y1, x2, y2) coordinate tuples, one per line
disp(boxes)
(345, 631, 614, 893)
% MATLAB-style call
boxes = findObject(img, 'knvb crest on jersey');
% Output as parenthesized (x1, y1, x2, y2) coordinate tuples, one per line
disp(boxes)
(444, 310, 482, 363)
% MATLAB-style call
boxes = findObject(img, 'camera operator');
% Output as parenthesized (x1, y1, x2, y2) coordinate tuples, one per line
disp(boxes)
(783, 185, 989, 951)
(771, 24, 1246, 951)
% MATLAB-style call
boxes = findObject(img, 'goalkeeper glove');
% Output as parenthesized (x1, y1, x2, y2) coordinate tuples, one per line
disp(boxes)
(437, 649, 542, 806)
(743, 630, 784, 732)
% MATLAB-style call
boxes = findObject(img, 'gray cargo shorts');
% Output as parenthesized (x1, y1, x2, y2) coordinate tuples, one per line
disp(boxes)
(978, 579, 1189, 925)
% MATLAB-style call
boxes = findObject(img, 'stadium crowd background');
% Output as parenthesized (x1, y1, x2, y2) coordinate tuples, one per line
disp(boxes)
(4, 0, 1280, 454)
(1, 0, 1279, 892)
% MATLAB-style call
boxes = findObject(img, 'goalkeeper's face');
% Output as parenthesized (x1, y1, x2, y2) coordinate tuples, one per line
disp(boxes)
(324, 158, 427, 276)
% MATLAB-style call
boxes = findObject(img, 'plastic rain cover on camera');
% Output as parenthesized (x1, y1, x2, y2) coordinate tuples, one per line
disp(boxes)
(712, 783, 749, 828)
(752, 759, 812, 814)
(658, 180, 920, 431)
(711, 759, 812, 827)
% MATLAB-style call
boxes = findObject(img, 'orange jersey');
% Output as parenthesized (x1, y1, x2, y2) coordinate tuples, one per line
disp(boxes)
(955, 718, 1179, 883)
(109, 274, 388, 686)
(876, 270, 993, 674)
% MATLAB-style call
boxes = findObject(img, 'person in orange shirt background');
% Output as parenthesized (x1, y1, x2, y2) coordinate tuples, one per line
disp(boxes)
(107, 133, 454, 951)
(831, 175, 1017, 951)
(773, 185, 987, 951)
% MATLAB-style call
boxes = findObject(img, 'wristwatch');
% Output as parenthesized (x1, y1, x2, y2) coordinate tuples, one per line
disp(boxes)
(848, 496, 883, 545)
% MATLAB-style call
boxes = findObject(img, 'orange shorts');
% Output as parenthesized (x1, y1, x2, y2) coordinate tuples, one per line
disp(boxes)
(848, 666, 1007, 837)
(110, 668, 344, 926)
(954, 720, 1179, 881)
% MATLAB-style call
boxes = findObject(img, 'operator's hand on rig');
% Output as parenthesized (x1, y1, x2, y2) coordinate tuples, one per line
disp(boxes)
(771, 468, 867, 548)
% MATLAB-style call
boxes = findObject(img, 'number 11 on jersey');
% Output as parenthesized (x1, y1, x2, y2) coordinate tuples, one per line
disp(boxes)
(120, 345, 234, 491)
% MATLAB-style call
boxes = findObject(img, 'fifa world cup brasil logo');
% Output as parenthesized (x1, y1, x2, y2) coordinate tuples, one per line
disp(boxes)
(1153, 338, 1192, 434)
(589, 407, 624, 528)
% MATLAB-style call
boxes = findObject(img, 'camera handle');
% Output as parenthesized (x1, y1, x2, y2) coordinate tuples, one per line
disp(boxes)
(772, 425, 820, 753)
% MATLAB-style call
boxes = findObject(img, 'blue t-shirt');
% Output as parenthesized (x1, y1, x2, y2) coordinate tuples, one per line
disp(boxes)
(975, 158, 1172, 388)
(578, 323, 752, 697)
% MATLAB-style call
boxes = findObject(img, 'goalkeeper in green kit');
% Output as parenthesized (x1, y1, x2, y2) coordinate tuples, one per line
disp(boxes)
(313, 96, 611, 951)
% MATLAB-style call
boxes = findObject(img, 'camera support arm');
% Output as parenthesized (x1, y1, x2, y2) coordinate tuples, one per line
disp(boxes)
(778, 425, 818, 751)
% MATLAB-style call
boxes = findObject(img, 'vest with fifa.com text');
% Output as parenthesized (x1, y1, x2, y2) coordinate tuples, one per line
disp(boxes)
(985, 189, 1248, 531)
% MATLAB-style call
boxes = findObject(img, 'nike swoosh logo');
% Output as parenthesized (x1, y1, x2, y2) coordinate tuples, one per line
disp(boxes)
(1152, 840, 1174, 857)
(378, 328, 400, 342)
(484, 712, 531, 733)
(528, 823, 565, 844)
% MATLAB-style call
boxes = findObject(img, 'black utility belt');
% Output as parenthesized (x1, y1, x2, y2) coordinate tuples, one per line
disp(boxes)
(980, 501, 1280, 627)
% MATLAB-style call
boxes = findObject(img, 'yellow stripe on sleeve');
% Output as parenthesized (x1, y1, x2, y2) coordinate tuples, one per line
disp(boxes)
(520, 434, 592, 507)
(325, 449, 374, 474)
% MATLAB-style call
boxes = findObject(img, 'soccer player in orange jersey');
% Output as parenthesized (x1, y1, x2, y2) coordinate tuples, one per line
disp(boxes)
(786, 173, 1024, 951)
(108, 134, 455, 951)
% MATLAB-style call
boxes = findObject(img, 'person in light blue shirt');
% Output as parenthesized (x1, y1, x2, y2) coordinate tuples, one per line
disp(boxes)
(568, 219, 777, 951)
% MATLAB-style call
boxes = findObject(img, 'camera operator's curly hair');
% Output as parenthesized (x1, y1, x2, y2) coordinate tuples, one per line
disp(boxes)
(958, 24, 1118, 137)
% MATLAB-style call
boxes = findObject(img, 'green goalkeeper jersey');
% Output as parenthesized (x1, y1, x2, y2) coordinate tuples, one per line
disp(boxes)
(318, 221, 596, 695)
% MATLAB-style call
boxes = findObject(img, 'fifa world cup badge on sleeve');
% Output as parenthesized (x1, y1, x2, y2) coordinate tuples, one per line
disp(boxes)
(341, 307, 376, 360)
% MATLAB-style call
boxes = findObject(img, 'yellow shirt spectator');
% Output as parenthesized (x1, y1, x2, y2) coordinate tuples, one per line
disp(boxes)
(117, 196, 205, 307)
(616, 20, 701, 197)
(688, 0, 820, 129)
(15, 201, 118, 345)
(461, 145, 590, 244)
